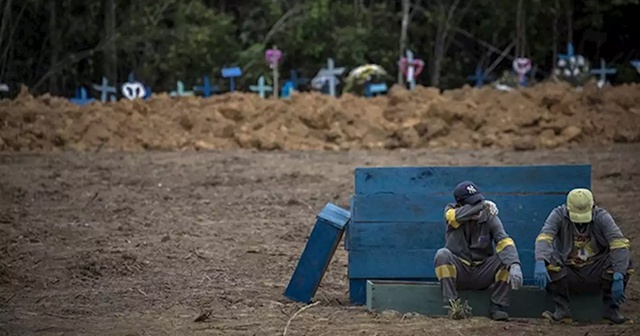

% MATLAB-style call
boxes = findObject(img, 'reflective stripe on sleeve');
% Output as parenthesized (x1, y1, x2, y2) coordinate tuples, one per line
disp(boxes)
(445, 208, 460, 229)
(496, 237, 515, 253)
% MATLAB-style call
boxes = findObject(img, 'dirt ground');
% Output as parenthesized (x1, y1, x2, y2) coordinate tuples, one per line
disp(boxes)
(0, 144, 639, 336)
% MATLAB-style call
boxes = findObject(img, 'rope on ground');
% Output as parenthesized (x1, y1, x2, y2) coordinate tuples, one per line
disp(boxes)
(282, 301, 321, 336)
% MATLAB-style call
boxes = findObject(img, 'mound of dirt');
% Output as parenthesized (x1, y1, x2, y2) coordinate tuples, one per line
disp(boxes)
(1, 81, 639, 152)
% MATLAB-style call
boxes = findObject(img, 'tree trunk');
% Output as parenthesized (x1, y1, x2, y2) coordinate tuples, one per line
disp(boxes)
(431, 18, 446, 87)
(398, 0, 410, 85)
(48, 0, 60, 94)
(552, 0, 559, 65)
(515, 0, 522, 57)
(104, 0, 117, 85)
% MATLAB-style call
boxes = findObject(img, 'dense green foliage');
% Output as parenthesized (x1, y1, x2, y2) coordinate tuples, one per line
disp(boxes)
(1, 0, 639, 96)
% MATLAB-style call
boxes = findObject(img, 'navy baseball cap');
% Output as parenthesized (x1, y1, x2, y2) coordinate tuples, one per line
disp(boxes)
(454, 181, 485, 205)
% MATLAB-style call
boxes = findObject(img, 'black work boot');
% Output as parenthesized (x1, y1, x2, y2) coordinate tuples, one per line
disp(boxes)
(602, 292, 630, 324)
(490, 303, 509, 321)
(542, 278, 573, 323)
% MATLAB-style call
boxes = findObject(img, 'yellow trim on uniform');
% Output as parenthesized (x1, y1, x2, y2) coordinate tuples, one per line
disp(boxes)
(610, 238, 630, 250)
(456, 257, 484, 266)
(445, 209, 460, 228)
(536, 233, 554, 244)
(495, 268, 510, 282)
(546, 264, 561, 272)
(435, 265, 457, 279)
(496, 237, 515, 253)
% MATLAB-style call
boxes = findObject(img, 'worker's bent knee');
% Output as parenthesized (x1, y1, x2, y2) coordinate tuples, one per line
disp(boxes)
(434, 248, 454, 265)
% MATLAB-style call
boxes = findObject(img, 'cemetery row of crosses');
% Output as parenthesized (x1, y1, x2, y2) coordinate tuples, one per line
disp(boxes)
(10, 43, 639, 106)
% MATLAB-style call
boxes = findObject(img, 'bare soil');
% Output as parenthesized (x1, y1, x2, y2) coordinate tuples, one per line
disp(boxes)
(2, 81, 640, 153)
(1, 145, 640, 336)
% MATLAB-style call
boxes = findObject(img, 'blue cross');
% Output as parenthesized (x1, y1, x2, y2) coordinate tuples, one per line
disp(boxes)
(92, 76, 117, 102)
(467, 65, 489, 87)
(288, 70, 309, 90)
(558, 43, 575, 61)
(249, 76, 273, 98)
(127, 72, 152, 99)
(365, 82, 388, 97)
(221, 67, 242, 92)
(193, 76, 218, 97)
(170, 80, 195, 97)
(631, 60, 640, 74)
(590, 59, 616, 84)
(70, 87, 95, 106)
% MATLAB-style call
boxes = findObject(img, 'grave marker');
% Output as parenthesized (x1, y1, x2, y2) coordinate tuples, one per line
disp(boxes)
(193, 76, 218, 97)
(558, 42, 575, 61)
(92, 77, 117, 102)
(169, 80, 195, 97)
(317, 58, 345, 97)
(365, 82, 388, 97)
(281, 70, 309, 98)
(555, 47, 590, 87)
(287, 70, 309, 90)
(398, 50, 424, 90)
(70, 87, 96, 106)
(249, 75, 273, 98)
(512, 58, 532, 87)
(265, 46, 283, 98)
(467, 65, 489, 87)
(590, 59, 616, 88)
(280, 81, 295, 98)
(631, 60, 640, 74)
(124, 72, 151, 100)
(221, 67, 242, 92)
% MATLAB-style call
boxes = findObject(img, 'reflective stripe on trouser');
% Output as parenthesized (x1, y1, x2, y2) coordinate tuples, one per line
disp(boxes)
(434, 248, 511, 307)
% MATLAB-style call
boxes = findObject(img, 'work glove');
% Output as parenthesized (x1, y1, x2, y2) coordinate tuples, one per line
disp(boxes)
(533, 260, 551, 289)
(483, 200, 499, 217)
(508, 263, 523, 290)
(611, 272, 626, 306)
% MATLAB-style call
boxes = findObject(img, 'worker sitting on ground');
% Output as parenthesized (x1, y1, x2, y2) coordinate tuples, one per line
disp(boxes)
(534, 188, 633, 324)
(434, 181, 523, 321)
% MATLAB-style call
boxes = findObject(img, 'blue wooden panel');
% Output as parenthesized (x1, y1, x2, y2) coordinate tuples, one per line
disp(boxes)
(348, 222, 445, 250)
(347, 221, 539, 251)
(353, 193, 564, 225)
(283, 203, 349, 303)
(348, 248, 536, 280)
(354, 165, 591, 196)
(344, 197, 355, 251)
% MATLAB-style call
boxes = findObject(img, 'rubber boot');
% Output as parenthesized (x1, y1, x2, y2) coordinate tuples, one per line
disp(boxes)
(602, 288, 630, 324)
(542, 278, 573, 323)
(490, 302, 509, 321)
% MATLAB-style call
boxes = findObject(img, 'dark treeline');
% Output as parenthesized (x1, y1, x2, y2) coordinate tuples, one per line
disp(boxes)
(1, 0, 639, 97)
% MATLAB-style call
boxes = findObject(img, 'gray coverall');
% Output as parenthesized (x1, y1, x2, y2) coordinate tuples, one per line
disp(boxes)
(434, 201, 521, 308)
(535, 205, 633, 314)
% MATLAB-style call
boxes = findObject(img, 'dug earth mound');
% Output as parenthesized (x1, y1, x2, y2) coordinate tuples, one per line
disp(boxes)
(1, 81, 639, 152)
